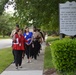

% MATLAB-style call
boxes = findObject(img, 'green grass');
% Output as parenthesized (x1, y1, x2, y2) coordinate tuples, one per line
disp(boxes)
(0, 35, 10, 39)
(46, 36, 59, 44)
(44, 46, 54, 69)
(44, 36, 59, 69)
(0, 48, 13, 74)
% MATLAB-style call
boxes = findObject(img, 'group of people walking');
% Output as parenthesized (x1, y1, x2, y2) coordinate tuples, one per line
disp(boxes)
(10, 25, 45, 69)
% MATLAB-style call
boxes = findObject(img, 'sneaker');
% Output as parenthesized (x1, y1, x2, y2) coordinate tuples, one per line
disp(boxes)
(12, 61, 15, 64)
(27, 60, 30, 63)
(29, 60, 31, 63)
(34, 56, 37, 60)
(16, 66, 18, 69)
(19, 66, 22, 68)
(37, 54, 39, 56)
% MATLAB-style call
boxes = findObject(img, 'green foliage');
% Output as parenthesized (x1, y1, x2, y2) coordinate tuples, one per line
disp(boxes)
(14, 0, 76, 31)
(0, 48, 13, 73)
(51, 39, 76, 74)
(0, 0, 75, 33)
(0, 13, 16, 37)
(0, 0, 9, 15)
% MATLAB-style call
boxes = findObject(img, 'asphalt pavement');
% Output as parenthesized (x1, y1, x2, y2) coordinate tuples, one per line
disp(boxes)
(0, 39, 12, 49)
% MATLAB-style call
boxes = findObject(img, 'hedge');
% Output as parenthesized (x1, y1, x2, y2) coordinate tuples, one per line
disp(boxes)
(51, 38, 76, 74)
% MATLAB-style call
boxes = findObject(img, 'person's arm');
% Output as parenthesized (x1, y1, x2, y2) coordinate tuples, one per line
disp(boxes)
(22, 35, 27, 43)
(13, 34, 19, 44)
(25, 39, 28, 42)
(38, 32, 43, 43)
(10, 30, 16, 39)
(10, 30, 14, 39)
(29, 37, 33, 44)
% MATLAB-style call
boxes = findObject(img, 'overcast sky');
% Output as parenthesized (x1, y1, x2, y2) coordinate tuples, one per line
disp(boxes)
(5, 0, 15, 14)
(5, 5, 14, 13)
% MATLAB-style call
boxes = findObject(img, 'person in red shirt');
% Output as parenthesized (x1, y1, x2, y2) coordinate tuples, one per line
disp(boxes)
(12, 29, 27, 69)
(10, 24, 19, 63)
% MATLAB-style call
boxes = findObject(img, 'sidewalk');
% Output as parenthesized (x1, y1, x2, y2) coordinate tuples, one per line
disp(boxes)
(1, 42, 46, 75)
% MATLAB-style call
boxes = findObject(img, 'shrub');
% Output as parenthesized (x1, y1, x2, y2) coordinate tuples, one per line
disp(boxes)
(51, 38, 76, 74)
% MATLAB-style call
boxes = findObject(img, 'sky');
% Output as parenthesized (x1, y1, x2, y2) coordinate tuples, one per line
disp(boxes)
(5, 5, 15, 14)
(5, 0, 15, 14)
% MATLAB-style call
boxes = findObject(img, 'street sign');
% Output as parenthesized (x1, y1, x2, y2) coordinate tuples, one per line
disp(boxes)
(59, 1, 76, 36)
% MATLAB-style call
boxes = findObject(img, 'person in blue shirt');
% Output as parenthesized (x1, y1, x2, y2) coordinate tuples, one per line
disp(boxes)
(23, 27, 33, 63)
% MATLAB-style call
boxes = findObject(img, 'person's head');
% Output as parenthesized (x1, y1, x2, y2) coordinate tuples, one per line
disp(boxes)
(15, 24, 19, 31)
(38, 29, 40, 32)
(36, 29, 38, 32)
(33, 26, 37, 32)
(17, 29, 22, 35)
(25, 27, 29, 33)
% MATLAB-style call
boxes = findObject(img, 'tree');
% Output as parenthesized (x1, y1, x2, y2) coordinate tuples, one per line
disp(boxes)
(0, 13, 16, 37)
(0, 0, 9, 15)
(14, 0, 75, 33)
(0, 0, 75, 34)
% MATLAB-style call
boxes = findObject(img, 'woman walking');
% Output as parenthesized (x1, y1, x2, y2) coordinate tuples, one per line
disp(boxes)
(12, 29, 27, 69)
(10, 24, 19, 63)
(23, 27, 33, 63)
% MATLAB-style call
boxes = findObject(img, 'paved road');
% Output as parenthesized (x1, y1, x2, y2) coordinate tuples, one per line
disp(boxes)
(0, 39, 12, 49)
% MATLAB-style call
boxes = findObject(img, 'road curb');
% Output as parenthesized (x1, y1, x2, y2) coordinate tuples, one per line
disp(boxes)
(1, 70, 43, 75)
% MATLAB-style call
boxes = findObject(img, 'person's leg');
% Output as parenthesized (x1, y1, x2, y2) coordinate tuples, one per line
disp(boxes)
(29, 44, 33, 62)
(12, 50, 15, 63)
(36, 41, 39, 55)
(25, 45, 30, 62)
(31, 43, 34, 59)
(27, 45, 30, 59)
(22, 51, 25, 59)
(29, 44, 32, 57)
(14, 50, 19, 69)
(38, 42, 41, 56)
(33, 41, 38, 60)
(19, 50, 23, 67)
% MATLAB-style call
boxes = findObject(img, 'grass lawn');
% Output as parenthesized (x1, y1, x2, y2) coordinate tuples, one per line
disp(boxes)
(44, 36, 59, 69)
(0, 35, 10, 39)
(46, 36, 59, 44)
(0, 48, 13, 74)
(44, 46, 54, 69)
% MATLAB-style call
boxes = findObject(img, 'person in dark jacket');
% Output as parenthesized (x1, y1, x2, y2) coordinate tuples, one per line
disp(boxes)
(33, 27, 42, 60)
